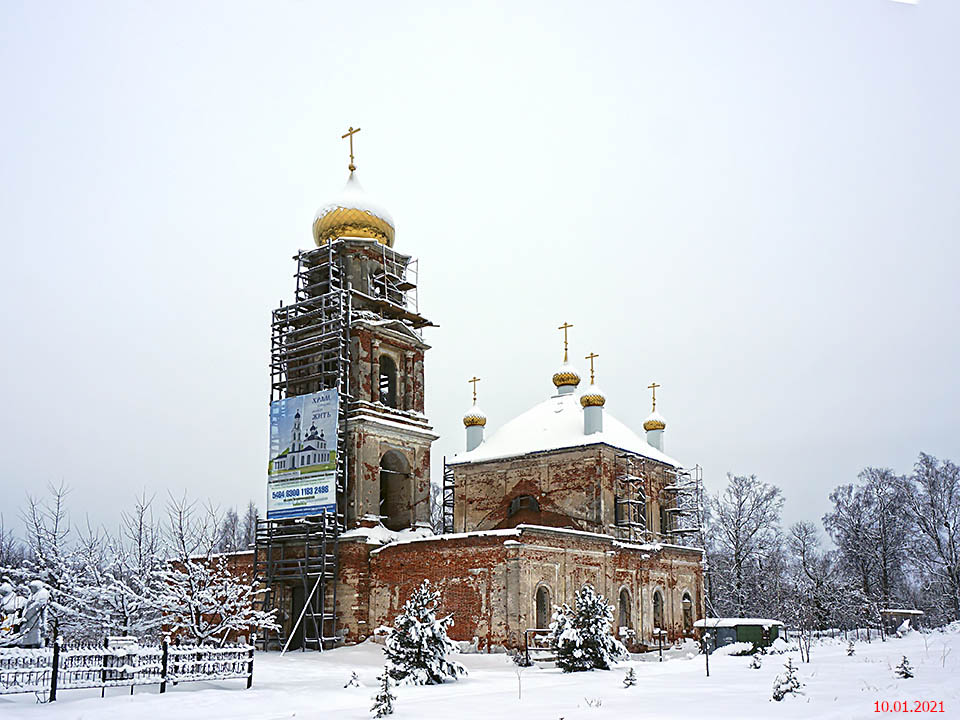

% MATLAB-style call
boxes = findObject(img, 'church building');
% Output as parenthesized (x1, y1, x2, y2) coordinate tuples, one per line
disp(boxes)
(254, 129, 705, 653)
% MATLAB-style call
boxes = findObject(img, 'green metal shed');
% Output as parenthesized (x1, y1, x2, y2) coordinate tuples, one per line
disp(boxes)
(694, 618, 784, 652)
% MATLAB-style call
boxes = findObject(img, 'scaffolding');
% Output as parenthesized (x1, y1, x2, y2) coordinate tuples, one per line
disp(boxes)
(441, 459, 455, 534)
(661, 464, 704, 548)
(255, 237, 429, 651)
(614, 453, 649, 542)
(256, 240, 352, 651)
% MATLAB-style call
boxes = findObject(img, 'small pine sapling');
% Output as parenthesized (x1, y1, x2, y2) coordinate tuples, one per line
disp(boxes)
(623, 666, 637, 688)
(345, 671, 361, 688)
(771, 658, 802, 701)
(371, 670, 395, 717)
(846, 640, 855, 657)
(550, 583, 628, 673)
(749, 654, 762, 669)
(895, 656, 914, 679)
(384, 579, 466, 685)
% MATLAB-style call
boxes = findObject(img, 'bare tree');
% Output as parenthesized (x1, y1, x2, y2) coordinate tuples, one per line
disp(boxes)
(242, 501, 259, 549)
(217, 507, 242, 553)
(902, 454, 960, 622)
(706, 474, 784, 617)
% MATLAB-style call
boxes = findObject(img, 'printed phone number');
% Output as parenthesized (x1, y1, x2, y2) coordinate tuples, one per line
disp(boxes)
(271, 485, 330, 500)
(875, 700, 944, 713)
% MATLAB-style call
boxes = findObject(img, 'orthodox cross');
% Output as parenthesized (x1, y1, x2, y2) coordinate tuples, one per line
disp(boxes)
(585, 352, 599, 384)
(468, 376, 481, 404)
(648, 382, 661, 411)
(342, 126, 361, 172)
(558, 322, 574, 362)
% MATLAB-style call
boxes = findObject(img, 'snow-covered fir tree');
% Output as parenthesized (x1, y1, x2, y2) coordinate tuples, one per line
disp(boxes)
(771, 658, 802, 701)
(384, 580, 466, 685)
(846, 640, 855, 656)
(749, 654, 762, 669)
(550, 583, 627, 673)
(345, 671, 361, 688)
(371, 670, 395, 717)
(623, 666, 637, 687)
(895, 656, 914, 679)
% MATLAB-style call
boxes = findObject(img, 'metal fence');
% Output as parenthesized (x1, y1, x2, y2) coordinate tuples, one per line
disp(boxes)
(0, 639, 254, 702)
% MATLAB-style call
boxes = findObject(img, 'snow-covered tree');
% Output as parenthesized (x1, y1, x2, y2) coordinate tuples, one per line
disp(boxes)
(846, 640, 855, 656)
(159, 497, 277, 645)
(705, 474, 784, 618)
(384, 580, 465, 685)
(894, 655, 913, 679)
(771, 657, 802, 701)
(749, 654, 762, 669)
(824, 468, 910, 612)
(623, 666, 637, 687)
(550, 583, 627, 673)
(345, 671, 361, 688)
(371, 670, 395, 717)
(902, 454, 960, 622)
(895, 656, 914, 679)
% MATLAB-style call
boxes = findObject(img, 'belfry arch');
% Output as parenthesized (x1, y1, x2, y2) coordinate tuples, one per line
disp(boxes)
(379, 449, 411, 531)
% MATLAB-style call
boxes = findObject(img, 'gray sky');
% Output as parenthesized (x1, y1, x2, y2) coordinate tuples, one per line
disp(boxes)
(1, 0, 957, 536)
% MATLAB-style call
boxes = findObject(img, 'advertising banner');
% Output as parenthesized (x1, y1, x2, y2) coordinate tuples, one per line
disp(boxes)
(267, 389, 339, 520)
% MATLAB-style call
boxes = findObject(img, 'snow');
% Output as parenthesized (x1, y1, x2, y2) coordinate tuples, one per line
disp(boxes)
(340, 523, 435, 547)
(4, 626, 959, 719)
(314, 172, 395, 228)
(448, 391, 681, 467)
(694, 618, 784, 629)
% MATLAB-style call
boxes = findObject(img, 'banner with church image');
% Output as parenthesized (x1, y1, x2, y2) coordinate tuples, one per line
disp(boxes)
(267, 389, 339, 520)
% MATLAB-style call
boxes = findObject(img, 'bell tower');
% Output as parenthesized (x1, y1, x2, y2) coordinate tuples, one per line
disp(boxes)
(258, 129, 435, 651)
(274, 126, 436, 533)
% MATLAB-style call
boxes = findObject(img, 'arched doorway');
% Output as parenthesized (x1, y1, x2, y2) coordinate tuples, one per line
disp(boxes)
(379, 450, 410, 531)
(682, 592, 693, 634)
(618, 588, 632, 631)
(535, 586, 551, 629)
(653, 589, 664, 632)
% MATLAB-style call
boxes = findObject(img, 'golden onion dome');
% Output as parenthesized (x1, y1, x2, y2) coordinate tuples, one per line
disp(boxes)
(552, 363, 581, 389)
(643, 410, 667, 432)
(313, 172, 395, 247)
(463, 404, 487, 428)
(580, 385, 606, 408)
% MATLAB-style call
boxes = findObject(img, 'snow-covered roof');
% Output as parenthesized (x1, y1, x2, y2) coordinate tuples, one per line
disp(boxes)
(314, 172, 394, 228)
(693, 618, 783, 628)
(448, 391, 681, 467)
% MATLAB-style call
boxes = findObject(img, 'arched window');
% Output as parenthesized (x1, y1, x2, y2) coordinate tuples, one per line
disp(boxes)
(653, 589, 664, 632)
(508, 495, 540, 517)
(379, 450, 410, 531)
(535, 586, 551, 629)
(379, 355, 398, 408)
(682, 592, 693, 634)
(618, 588, 632, 630)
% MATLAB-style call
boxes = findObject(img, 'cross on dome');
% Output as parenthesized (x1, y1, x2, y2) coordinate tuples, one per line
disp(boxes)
(342, 126, 361, 172)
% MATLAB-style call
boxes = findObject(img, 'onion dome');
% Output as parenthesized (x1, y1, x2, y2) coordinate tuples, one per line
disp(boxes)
(313, 172, 395, 247)
(580, 385, 606, 408)
(552, 363, 581, 389)
(643, 410, 666, 431)
(463, 404, 487, 427)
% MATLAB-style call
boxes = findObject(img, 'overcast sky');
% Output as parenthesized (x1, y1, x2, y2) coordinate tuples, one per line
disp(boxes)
(1, 0, 957, 537)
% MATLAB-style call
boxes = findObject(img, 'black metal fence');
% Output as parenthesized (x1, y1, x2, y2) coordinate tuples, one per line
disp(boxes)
(0, 639, 254, 702)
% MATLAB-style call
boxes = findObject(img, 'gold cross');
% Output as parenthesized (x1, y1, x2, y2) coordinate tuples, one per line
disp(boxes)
(648, 382, 661, 411)
(468, 376, 481, 404)
(342, 126, 361, 172)
(558, 322, 573, 362)
(585, 352, 599, 384)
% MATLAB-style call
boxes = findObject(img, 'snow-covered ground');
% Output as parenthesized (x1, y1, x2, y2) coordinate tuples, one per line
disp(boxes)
(3, 627, 959, 719)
